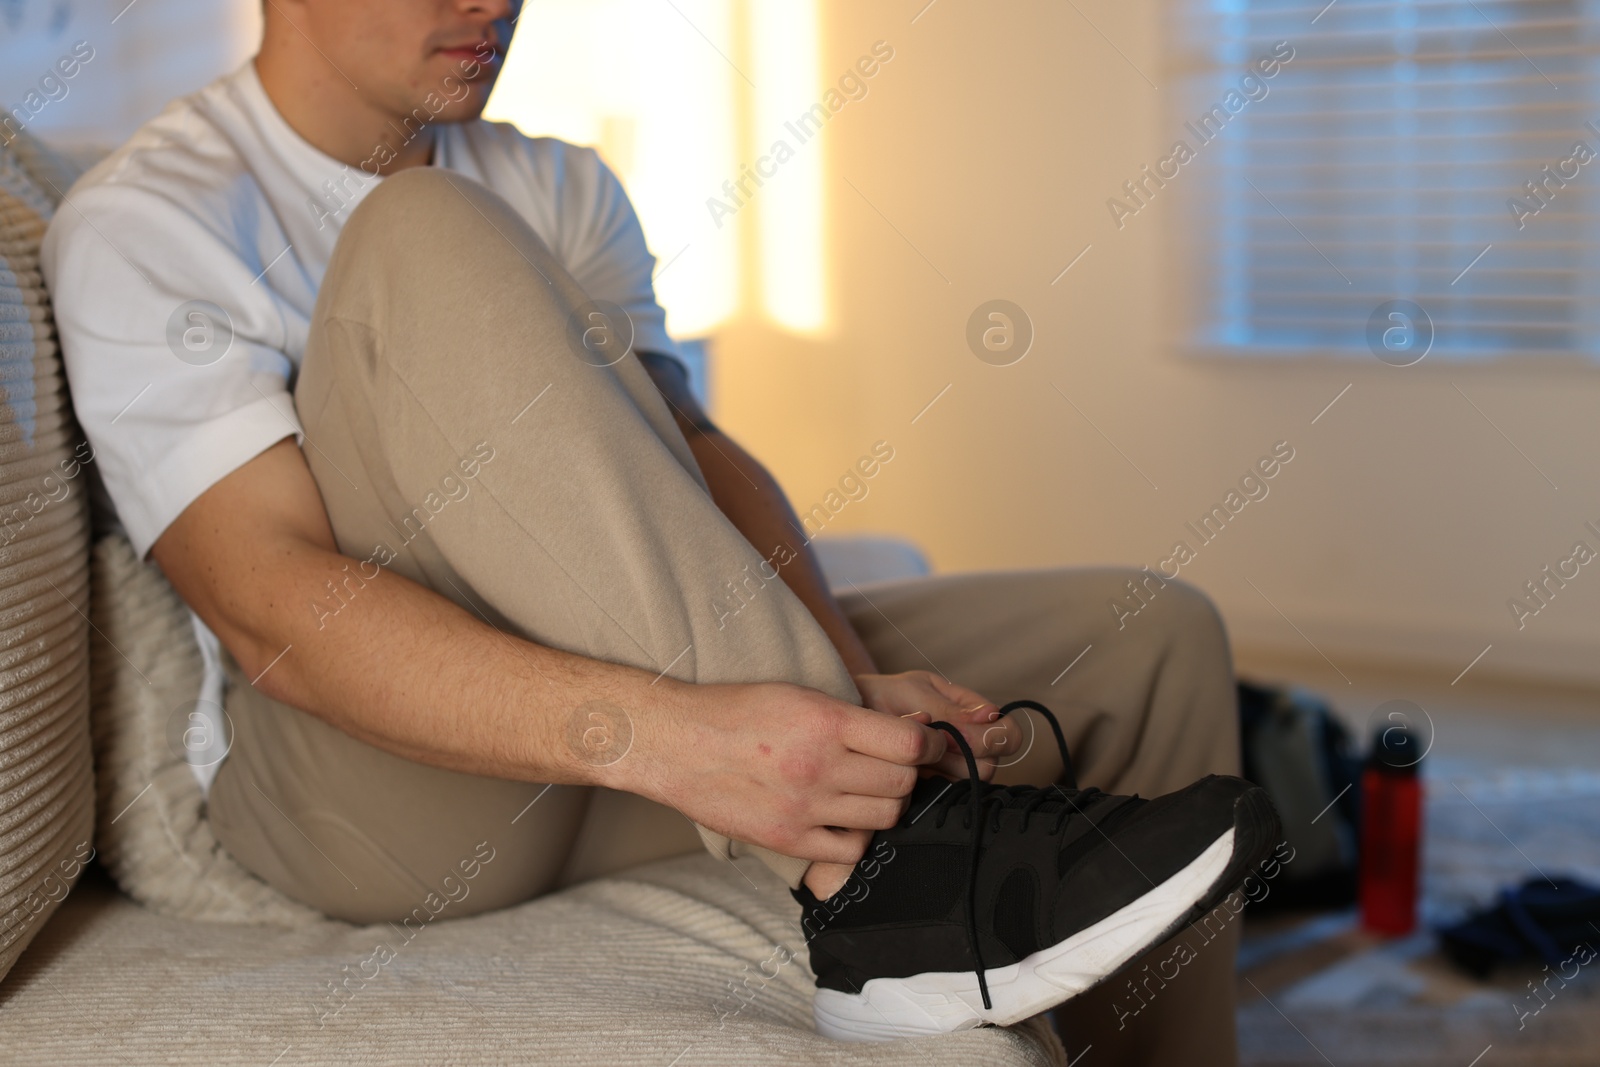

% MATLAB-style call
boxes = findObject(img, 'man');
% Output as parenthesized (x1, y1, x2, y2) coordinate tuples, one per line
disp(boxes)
(43, 0, 1275, 1058)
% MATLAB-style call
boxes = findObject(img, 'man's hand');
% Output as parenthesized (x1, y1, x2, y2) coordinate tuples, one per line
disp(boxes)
(853, 670, 1023, 780)
(623, 680, 947, 865)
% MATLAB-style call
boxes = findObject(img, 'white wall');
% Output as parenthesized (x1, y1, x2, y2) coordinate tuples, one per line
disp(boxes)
(713, 0, 1600, 692)
(1, 0, 260, 150)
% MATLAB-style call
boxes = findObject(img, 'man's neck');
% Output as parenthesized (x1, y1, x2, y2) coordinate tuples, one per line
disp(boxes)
(252, 54, 435, 175)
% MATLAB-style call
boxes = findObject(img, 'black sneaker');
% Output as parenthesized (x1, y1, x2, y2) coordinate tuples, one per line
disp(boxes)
(792, 701, 1281, 1041)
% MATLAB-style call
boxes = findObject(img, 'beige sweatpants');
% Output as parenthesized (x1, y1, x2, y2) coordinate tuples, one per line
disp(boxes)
(207, 169, 1243, 1063)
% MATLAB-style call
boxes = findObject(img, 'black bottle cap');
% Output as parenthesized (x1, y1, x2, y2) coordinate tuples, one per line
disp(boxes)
(1370, 722, 1423, 774)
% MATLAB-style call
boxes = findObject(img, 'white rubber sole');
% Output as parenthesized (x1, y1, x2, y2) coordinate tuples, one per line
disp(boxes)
(812, 827, 1237, 1042)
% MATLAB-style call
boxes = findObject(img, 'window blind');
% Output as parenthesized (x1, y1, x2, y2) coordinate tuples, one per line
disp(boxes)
(1173, 0, 1600, 361)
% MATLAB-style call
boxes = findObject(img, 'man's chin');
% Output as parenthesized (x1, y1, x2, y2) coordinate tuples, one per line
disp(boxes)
(429, 97, 492, 125)
(397, 90, 492, 129)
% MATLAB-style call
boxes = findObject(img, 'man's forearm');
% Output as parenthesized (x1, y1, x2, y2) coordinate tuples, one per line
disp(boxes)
(184, 533, 662, 786)
(152, 440, 682, 796)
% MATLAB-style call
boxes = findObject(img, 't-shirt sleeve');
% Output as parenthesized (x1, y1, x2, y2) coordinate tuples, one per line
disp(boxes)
(42, 182, 302, 559)
(555, 145, 683, 366)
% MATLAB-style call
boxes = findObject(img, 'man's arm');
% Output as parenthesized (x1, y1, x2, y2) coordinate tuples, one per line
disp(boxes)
(151, 437, 944, 864)
(636, 352, 1020, 776)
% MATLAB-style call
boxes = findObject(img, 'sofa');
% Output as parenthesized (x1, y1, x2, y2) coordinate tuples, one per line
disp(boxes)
(0, 131, 1066, 1065)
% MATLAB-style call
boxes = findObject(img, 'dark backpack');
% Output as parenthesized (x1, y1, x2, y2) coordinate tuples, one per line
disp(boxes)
(1238, 679, 1363, 911)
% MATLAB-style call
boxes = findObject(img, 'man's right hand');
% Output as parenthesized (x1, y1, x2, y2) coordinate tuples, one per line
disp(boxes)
(618, 680, 946, 866)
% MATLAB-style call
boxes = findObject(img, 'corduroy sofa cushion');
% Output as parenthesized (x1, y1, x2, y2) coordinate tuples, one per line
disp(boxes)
(0, 130, 95, 983)
(4, 852, 1065, 1065)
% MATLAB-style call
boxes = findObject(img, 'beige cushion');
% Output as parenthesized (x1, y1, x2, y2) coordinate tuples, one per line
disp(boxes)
(4, 852, 1064, 1065)
(0, 130, 95, 984)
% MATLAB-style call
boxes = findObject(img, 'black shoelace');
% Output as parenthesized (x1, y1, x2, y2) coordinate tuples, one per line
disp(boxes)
(927, 699, 1082, 1013)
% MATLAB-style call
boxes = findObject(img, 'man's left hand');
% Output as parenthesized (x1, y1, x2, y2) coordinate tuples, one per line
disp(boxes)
(852, 671, 1022, 781)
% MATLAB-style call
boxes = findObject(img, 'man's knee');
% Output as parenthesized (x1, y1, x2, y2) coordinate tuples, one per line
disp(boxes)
(351, 167, 485, 229)
(308, 167, 582, 391)
(1098, 566, 1222, 637)
(1152, 576, 1227, 640)
(1150, 579, 1238, 749)
(338, 168, 559, 282)
(1139, 577, 1232, 683)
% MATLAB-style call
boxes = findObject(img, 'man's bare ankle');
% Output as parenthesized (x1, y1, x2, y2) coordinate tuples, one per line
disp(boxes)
(802, 861, 854, 901)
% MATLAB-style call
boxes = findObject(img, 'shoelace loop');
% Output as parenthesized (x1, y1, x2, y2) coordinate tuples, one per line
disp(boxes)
(926, 700, 1078, 1014)
(999, 699, 1077, 789)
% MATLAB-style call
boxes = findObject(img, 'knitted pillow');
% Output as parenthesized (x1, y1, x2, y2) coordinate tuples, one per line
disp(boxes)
(88, 532, 320, 926)
(0, 130, 96, 982)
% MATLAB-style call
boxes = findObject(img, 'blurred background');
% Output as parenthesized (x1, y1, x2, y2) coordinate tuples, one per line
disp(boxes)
(7, 0, 1600, 1063)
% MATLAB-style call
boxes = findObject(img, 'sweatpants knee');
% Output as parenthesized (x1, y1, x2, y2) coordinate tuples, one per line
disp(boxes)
(347, 168, 496, 241)
(1100, 567, 1234, 708)
(309, 166, 584, 393)
(1099, 566, 1223, 638)
(1155, 577, 1228, 642)
(1156, 580, 1238, 751)
(335, 168, 562, 295)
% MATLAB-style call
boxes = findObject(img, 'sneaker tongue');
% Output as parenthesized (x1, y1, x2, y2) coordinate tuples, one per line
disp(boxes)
(970, 781, 1085, 811)
(906, 776, 1098, 825)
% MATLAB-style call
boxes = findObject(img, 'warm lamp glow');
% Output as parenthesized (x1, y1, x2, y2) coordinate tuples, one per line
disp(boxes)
(485, 0, 742, 338)
(749, 0, 828, 335)
(485, 0, 828, 339)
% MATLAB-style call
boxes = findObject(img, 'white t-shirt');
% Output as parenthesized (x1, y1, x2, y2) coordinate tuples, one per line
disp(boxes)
(42, 62, 681, 792)
(45, 61, 680, 558)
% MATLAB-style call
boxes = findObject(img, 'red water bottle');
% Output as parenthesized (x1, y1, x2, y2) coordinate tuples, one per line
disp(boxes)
(1359, 722, 1423, 936)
